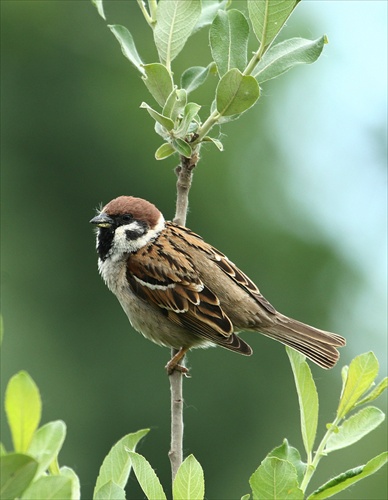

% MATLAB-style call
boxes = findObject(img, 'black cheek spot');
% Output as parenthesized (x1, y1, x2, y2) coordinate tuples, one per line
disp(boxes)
(125, 229, 141, 239)
(125, 220, 147, 240)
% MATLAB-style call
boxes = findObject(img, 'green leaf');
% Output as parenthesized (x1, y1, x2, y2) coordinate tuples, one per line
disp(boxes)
(94, 480, 125, 500)
(91, 0, 106, 20)
(175, 102, 201, 137)
(5, 371, 42, 453)
(173, 138, 192, 158)
(241, 495, 251, 500)
(268, 439, 306, 484)
(127, 451, 167, 500)
(27, 421, 66, 477)
(140, 102, 175, 131)
(108, 25, 144, 75)
(173, 454, 204, 500)
(21, 476, 73, 499)
(155, 142, 176, 160)
(60, 466, 81, 500)
(0, 453, 38, 500)
(254, 36, 327, 83)
(181, 64, 214, 94)
(154, 122, 170, 140)
(142, 63, 174, 107)
(202, 136, 224, 151)
(355, 376, 388, 407)
(325, 406, 385, 453)
(308, 452, 388, 499)
(94, 429, 149, 496)
(250, 457, 303, 499)
(163, 88, 187, 121)
(0, 443, 6, 456)
(216, 69, 259, 116)
(210, 9, 249, 76)
(248, 0, 300, 52)
(286, 348, 319, 458)
(154, 0, 202, 67)
(337, 352, 379, 419)
(194, 0, 228, 32)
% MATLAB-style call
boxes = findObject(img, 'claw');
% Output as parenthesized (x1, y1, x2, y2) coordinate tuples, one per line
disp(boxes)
(166, 363, 190, 377)
(166, 347, 190, 376)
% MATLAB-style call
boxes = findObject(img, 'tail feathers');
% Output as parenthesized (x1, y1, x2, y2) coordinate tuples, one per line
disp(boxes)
(263, 315, 346, 369)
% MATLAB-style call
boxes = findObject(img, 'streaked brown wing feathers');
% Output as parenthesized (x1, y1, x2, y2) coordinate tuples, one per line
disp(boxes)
(168, 306, 252, 355)
(126, 235, 235, 341)
(170, 223, 276, 314)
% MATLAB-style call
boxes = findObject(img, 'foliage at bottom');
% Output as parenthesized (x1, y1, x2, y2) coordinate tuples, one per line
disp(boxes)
(1, 352, 386, 499)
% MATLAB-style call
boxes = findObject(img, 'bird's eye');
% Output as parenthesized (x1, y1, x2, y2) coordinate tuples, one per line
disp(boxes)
(121, 214, 133, 223)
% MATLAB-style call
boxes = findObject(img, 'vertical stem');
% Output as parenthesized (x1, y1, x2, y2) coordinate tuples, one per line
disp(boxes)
(168, 350, 184, 481)
(173, 153, 197, 226)
(168, 152, 198, 482)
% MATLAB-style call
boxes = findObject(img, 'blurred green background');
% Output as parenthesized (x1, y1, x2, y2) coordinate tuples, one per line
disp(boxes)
(1, 1, 387, 499)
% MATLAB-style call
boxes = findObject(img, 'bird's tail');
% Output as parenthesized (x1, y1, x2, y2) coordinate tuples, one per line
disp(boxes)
(262, 314, 346, 369)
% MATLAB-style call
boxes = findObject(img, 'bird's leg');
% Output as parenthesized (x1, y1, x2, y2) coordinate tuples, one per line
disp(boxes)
(166, 347, 190, 376)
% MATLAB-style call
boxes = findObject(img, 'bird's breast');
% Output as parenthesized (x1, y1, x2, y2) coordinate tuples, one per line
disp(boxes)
(97, 255, 209, 350)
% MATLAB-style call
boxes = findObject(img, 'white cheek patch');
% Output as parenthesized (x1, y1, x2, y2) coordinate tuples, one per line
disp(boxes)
(110, 214, 166, 256)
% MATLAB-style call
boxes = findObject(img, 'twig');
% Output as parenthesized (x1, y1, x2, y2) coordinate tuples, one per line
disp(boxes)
(168, 152, 198, 481)
(168, 357, 184, 481)
(173, 153, 198, 226)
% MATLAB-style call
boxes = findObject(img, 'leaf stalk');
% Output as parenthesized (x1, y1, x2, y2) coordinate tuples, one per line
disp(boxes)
(137, 0, 154, 28)
(148, 0, 158, 23)
(300, 414, 342, 493)
(243, 45, 264, 76)
(193, 110, 221, 145)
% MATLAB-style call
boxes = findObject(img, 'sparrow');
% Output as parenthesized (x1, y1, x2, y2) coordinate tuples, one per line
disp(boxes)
(90, 195, 346, 373)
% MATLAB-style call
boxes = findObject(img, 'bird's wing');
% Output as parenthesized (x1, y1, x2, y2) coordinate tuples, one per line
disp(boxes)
(162, 224, 346, 369)
(171, 224, 276, 314)
(126, 232, 252, 354)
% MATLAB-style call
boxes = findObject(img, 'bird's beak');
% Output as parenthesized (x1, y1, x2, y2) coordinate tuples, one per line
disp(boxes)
(89, 213, 114, 228)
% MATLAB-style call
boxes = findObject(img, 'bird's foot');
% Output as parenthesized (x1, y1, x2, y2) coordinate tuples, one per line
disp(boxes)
(165, 362, 190, 377)
(166, 347, 190, 377)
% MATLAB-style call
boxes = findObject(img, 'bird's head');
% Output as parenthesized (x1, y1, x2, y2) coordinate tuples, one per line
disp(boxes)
(90, 196, 165, 260)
